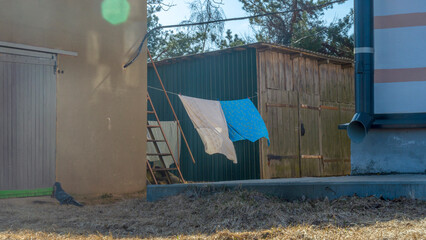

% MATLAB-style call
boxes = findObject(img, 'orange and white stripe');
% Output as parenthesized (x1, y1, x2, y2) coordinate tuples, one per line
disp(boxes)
(374, 0, 426, 114)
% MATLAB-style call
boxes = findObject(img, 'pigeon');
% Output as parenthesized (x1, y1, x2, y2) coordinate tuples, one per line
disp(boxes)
(52, 182, 84, 207)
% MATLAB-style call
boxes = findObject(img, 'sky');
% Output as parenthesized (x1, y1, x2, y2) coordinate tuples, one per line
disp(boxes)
(156, 0, 354, 39)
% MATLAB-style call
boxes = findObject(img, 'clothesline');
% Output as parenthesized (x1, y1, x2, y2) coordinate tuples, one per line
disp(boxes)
(178, 95, 270, 163)
(148, 85, 258, 100)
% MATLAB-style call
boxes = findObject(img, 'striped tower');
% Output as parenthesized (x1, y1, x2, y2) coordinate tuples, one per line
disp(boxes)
(350, 0, 426, 175)
(374, 0, 426, 113)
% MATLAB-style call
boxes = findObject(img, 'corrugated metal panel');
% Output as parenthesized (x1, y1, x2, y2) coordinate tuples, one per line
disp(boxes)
(0, 52, 56, 191)
(148, 48, 259, 182)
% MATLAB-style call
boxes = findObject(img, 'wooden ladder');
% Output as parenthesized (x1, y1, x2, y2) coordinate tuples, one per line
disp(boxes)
(146, 93, 185, 184)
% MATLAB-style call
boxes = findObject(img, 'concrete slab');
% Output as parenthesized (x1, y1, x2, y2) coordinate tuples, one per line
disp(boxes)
(147, 174, 426, 202)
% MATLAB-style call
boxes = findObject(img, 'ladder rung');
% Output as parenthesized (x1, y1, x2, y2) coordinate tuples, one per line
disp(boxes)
(152, 168, 178, 171)
(147, 139, 166, 142)
(147, 153, 171, 156)
(147, 111, 155, 114)
(147, 125, 160, 128)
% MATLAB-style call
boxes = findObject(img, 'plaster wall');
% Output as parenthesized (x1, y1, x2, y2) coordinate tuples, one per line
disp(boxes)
(0, 0, 147, 194)
(351, 129, 426, 174)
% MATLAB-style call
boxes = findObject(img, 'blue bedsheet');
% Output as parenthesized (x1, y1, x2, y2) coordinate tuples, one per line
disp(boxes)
(220, 98, 270, 145)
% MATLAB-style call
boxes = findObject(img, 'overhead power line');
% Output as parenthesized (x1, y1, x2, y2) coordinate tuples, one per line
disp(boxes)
(123, 0, 346, 68)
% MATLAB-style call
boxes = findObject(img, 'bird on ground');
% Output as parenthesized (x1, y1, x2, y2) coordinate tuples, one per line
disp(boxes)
(52, 182, 84, 207)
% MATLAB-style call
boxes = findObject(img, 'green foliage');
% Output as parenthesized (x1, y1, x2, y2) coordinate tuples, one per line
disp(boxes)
(239, 0, 353, 58)
(148, 0, 247, 60)
(218, 29, 247, 49)
(185, 0, 225, 52)
(322, 9, 354, 58)
(147, 0, 354, 60)
(159, 31, 203, 58)
(147, 0, 173, 60)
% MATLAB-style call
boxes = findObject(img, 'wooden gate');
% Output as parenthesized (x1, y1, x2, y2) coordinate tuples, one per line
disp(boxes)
(258, 49, 353, 179)
(298, 58, 322, 177)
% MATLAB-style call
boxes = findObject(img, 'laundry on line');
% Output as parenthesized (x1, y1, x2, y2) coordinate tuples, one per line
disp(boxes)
(178, 95, 270, 163)
(179, 95, 238, 163)
(220, 98, 270, 145)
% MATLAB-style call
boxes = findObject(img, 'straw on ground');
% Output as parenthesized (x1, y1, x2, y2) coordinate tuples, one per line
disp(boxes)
(0, 189, 424, 240)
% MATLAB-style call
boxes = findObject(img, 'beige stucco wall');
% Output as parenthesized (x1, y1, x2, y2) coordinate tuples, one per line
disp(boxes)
(0, 0, 147, 194)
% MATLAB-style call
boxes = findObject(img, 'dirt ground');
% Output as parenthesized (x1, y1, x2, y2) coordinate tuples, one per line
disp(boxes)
(0, 189, 425, 240)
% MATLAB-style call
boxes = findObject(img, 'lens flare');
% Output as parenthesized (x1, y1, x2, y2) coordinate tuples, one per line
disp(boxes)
(101, 0, 130, 25)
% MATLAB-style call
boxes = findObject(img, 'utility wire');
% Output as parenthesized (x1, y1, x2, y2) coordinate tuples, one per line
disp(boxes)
(148, 86, 180, 97)
(123, 0, 346, 68)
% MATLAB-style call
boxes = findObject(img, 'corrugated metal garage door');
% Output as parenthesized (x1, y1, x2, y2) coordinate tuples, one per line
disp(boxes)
(0, 49, 56, 194)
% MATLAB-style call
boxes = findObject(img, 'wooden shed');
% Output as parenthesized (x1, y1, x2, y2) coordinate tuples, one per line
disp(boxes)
(148, 43, 354, 181)
(256, 44, 354, 178)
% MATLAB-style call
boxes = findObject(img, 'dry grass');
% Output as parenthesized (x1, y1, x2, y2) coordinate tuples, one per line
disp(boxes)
(0, 189, 425, 240)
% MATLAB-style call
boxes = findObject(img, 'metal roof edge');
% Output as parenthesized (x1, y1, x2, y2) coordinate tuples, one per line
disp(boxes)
(0, 41, 78, 56)
(148, 42, 353, 67)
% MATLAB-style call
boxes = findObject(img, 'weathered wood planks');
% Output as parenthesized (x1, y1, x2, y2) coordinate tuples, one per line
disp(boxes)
(258, 48, 354, 179)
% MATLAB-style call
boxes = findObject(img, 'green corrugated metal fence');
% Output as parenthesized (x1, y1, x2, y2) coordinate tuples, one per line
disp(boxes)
(148, 48, 260, 182)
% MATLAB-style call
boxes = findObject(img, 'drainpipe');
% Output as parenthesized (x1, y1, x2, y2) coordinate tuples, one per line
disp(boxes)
(347, 0, 375, 143)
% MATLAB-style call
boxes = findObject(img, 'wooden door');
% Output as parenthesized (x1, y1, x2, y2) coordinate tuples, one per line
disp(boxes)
(298, 58, 322, 177)
(258, 50, 353, 179)
(262, 90, 300, 178)
(258, 50, 300, 179)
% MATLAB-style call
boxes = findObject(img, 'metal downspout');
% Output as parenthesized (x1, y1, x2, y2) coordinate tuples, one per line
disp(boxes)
(347, 0, 375, 143)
